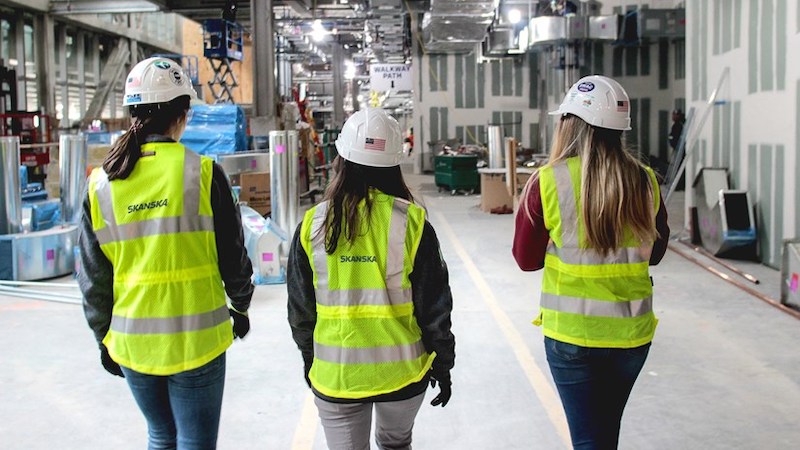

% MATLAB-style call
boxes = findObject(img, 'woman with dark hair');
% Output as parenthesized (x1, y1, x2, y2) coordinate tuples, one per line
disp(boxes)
(288, 108, 456, 449)
(78, 57, 254, 448)
(513, 75, 670, 449)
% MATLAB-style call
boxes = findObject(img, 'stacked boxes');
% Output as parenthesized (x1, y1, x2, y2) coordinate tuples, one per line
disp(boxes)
(238, 171, 271, 216)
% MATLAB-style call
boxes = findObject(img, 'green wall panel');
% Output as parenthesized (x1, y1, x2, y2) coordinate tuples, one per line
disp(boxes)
(776, 0, 786, 90)
(760, 0, 774, 91)
(748, 0, 758, 93)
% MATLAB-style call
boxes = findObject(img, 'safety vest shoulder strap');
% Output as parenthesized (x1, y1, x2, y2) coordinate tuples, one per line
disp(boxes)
(90, 145, 215, 246)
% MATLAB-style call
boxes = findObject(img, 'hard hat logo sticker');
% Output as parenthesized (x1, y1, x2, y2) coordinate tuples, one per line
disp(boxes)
(154, 61, 171, 70)
(577, 81, 595, 92)
(169, 69, 183, 85)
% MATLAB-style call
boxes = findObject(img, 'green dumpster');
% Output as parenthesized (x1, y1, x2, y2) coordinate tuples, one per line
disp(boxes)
(434, 154, 479, 194)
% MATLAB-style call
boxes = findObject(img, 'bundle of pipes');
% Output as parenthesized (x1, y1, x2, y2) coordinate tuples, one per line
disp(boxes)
(0, 280, 82, 305)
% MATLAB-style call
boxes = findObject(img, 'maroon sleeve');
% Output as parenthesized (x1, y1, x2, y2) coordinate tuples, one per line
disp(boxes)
(512, 176, 549, 271)
(649, 192, 670, 265)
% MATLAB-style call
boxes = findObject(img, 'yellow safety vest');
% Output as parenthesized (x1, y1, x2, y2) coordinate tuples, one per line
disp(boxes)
(88, 142, 232, 375)
(536, 156, 660, 348)
(300, 190, 435, 399)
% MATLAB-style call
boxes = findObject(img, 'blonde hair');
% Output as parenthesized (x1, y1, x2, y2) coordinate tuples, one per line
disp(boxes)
(520, 114, 657, 255)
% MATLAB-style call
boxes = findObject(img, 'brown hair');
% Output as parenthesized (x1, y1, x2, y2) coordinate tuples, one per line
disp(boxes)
(521, 114, 657, 254)
(102, 95, 191, 180)
(319, 156, 414, 254)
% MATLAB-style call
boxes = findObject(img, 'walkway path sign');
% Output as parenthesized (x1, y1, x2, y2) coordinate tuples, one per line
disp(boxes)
(369, 64, 412, 91)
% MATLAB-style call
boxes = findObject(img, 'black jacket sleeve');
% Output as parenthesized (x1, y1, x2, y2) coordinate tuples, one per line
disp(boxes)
(650, 192, 670, 266)
(287, 224, 316, 371)
(77, 193, 114, 346)
(211, 163, 254, 311)
(410, 221, 456, 377)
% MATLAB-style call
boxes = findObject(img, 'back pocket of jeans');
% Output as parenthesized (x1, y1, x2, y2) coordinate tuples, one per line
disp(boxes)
(547, 338, 589, 361)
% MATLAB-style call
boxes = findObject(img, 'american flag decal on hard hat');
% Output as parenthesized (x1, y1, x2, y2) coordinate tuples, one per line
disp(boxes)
(617, 100, 629, 113)
(364, 137, 386, 151)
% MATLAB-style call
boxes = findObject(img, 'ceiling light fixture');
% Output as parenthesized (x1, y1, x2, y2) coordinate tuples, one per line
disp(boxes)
(508, 9, 522, 24)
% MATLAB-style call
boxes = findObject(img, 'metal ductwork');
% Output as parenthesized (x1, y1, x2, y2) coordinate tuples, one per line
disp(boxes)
(421, 0, 496, 54)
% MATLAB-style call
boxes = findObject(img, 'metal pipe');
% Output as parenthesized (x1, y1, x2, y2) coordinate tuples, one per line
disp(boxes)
(668, 243, 800, 321)
(286, 130, 299, 238)
(0, 280, 79, 288)
(0, 136, 22, 234)
(59, 134, 88, 224)
(680, 241, 760, 284)
(0, 286, 82, 300)
(0, 289, 82, 305)
(270, 130, 289, 238)
(487, 126, 504, 169)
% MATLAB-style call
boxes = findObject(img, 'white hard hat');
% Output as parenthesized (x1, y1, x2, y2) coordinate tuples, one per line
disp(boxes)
(549, 75, 631, 131)
(335, 108, 404, 167)
(123, 57, 198, 107)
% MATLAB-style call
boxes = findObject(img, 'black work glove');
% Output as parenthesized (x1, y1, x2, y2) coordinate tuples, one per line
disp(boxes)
(429, 370, 451, 407)
(230, 308, 250, 339)
(100, 344, 124, 378)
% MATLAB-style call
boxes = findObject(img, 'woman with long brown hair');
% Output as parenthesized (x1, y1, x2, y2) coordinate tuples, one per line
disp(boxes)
(78, 57, 253, 448)
(288, 108, 455, 449)
(513, 75, 670, 449)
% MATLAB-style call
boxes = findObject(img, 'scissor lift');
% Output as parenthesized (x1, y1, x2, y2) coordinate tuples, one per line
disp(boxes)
(203, 19, 244, 103)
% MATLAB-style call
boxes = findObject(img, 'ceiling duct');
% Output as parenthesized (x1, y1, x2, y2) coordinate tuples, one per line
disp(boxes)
(421, 0, 496, 54)
(527, 14, 621, 48)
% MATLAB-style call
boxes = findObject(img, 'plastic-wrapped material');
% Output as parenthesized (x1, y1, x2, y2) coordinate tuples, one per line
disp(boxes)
(240, 205, 288, 285)
(23, 199, 62, 231)
(180, 104, 248, 155)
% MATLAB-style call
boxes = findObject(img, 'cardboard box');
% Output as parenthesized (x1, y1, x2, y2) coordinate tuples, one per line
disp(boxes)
(479, 168, 535, 213)
(239, 171, 271, 216)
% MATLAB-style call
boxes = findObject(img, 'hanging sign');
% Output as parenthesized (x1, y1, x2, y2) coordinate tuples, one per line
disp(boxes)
(369, 64, 412, 91)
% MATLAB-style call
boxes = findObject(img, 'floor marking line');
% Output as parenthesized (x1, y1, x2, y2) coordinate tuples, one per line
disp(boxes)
(431, 209, 571, 447)
(291, 391, 318, 450)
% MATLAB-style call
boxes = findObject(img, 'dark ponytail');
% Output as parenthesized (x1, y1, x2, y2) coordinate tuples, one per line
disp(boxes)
(102, 95, 191, 180)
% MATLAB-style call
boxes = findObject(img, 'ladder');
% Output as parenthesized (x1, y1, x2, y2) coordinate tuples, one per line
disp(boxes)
(664, 67, 730, 204)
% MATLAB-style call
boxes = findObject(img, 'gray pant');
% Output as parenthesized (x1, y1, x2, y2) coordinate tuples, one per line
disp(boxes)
(314, 392, 426, 450)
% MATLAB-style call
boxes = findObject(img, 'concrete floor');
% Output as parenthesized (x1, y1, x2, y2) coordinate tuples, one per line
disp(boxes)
(2, 172, 800, 449)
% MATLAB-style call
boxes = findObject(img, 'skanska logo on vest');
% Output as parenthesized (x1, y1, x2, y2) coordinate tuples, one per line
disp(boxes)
(127, 198, 169, 214)
(340, 255, 377, 263)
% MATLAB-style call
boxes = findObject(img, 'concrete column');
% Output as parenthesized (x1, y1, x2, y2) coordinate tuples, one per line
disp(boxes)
(250, 0, 277, 135)
(332, 43, 344, 127)
(35, 13, 55, 116)
(77, 32, 86, 118)
(351, 79, 360, 112)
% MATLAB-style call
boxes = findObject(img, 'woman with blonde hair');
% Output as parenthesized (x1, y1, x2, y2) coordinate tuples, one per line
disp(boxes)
(513, 75, 669, 449)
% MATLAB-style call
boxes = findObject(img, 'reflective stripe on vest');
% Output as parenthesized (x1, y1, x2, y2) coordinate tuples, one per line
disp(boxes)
(302, 193, 434, 399)
(538, 157, 658, 348)
(89, 143, 231, 375)
(110, 305, 230, 334)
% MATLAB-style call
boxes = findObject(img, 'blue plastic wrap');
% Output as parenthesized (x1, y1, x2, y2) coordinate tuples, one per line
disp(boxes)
(23, 199, 62, 231)
(180, 104, 247, 155)
(19, 165, 27, 190)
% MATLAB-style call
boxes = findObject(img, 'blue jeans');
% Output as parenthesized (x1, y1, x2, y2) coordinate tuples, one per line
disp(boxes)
(544, 337, 650, 450)
(121, 353, 226, 450)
